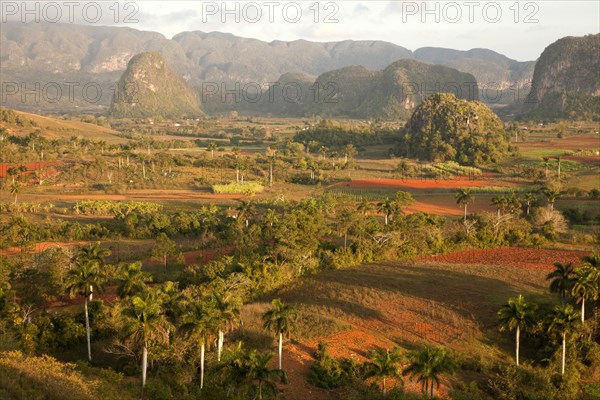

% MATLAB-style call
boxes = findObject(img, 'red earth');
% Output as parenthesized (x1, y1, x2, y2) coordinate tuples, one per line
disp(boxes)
(419, 248, 591, 270)
(563, 155, 600, 165)
(0, 241, 90, 257)
(336, 178, 516, 190)
(0, 162, 64, 179)
(182, 246, 235, 265)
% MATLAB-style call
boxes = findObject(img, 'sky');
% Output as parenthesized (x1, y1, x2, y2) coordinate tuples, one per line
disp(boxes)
(3, 1, 599, 61)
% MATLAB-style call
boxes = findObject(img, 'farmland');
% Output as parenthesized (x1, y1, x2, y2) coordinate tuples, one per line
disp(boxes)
(0, 108, 599, 400)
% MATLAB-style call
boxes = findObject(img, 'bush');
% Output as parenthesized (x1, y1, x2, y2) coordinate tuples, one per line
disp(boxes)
(212, 181, 264, 195)
(308, 342, 350, 389)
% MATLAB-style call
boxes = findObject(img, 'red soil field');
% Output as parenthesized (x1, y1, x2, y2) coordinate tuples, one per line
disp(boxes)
(0, 241, 90, 257)
(182, 246, 235, 265)
(337, 178, 516, 190)
(0, 162, 64, 178)
(420, 248, 590, 270)
(563, 155, 600, 165)
(282, 328, 448, 400)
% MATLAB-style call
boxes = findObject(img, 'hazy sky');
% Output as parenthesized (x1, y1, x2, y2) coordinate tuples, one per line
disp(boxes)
(3, 1, 599, 60)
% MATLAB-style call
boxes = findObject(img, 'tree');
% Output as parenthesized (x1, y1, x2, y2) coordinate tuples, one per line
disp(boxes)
(498, 295, 536, 366)
(343, 143, 357, 164)
(455, 188, 474, 222)
(542, 187, 560, 210)
(207, 142, 217, 159)
(391, 191, 415, 218)
(262, 299, 297, 370)
(179, 298, 215, 389)
(219, 343, 288, 400)
(73, 243, 110, 270)
(9, 181, 20, 204)
(212, 289, 242, 362)
(542, 157, 551, 179)
(404, 344, 455, 399)
(377, 198, 394, 225)
(570, 266, 598, 323)
(491, 195, 507, 217)
(365, 347, 404, 399)
(236, 200, 255, 228)
(357, 198, 374, 216)
(548, 304, 579, 375)
(521, 191, 537, 216)
(121, 288, 170, 389)
(151, 232, 178, 269)
(64, 259, 106, 362)
(116, 262, 152, 299)
(546, 262, 575, 306)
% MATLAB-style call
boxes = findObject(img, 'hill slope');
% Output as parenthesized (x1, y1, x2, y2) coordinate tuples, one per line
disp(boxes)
(1, 22, 535, 114)
(109, 52, 202, 119)
(522, 33, 600, 120)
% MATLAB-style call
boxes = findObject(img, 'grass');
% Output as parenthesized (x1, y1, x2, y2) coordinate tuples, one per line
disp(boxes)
(243, 260, 553, 353)
(212, 181, 265, 195)
(7, 110, 126, 144)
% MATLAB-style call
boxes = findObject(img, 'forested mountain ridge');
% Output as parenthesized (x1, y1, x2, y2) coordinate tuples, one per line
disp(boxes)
(522, 33, 600, 120)
(1, 22, 532, 114)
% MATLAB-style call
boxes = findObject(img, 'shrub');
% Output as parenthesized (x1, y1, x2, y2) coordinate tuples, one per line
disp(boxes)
(308, 342, 350, 389)
(212, 181, 264, 195)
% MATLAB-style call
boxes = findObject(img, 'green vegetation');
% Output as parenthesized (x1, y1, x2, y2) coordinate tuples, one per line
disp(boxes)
(399, 93, 514, 165)
(109, 52, 202, 119)
(212, 181, 264, 195)
(523, 33, 600, 121)
(0, 104, 598, 399)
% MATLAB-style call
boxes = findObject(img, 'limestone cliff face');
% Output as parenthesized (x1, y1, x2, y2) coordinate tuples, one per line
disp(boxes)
(305, 59, 478, 119)
(2, 22, 536, 115)
(109, 52, 201, 119)
(523, 34, 600, 120)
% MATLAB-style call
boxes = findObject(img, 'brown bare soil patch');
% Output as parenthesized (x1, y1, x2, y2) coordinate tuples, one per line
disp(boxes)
(0, 241, 90, 257)
(182, 246, 235, 265)
(33, 189, 244, 201)
(420, 248, 590, 271)
(563, 155, 600, 165)
(338, 178, 515, 190)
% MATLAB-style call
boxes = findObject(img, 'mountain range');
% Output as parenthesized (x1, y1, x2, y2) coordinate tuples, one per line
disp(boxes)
(1, 22, 534, 114)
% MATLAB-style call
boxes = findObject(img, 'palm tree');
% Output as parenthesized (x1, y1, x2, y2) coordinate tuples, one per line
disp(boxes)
(357, 198, 374, 216)
(116, 262, 152, 298)
(548, 304, 579, 375)
(498, 295, 536, 366)
(571, 266, 599, 323)
(219, 344, 287, 400)
(542, 187, 560, 210)
(521, 191, 537, 216)
(72, 243, 110, 300)
(404, 345, 454, 399)
(377, 198, 394, 225)
(73, 242, 110, 267)
(491, 195, 507, 217)
(247, 351, 287, 400)
(212, 290, 242, 362)
(236, 200, 255, 228)
(64, 260, 106, 362)
(9, 181, 20, 204)
(542, 157, 550, 179)
(179, 299, 216, 389)
(546, 262, 575, 306)
(262, 299, 297, 370)
(207, 142, 217, 159)
(455, 188, 474, 222)
(121, 288, 170, 389)
(366, 347, 404, 399)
